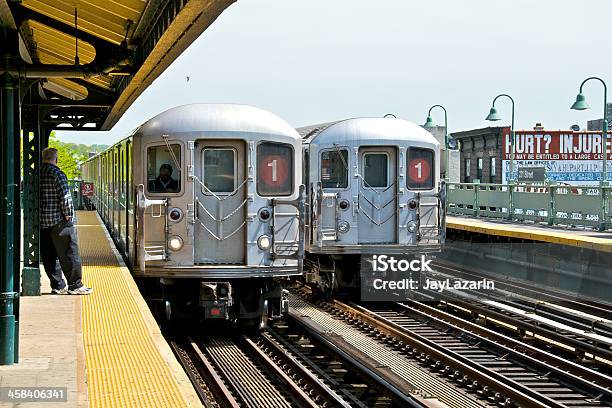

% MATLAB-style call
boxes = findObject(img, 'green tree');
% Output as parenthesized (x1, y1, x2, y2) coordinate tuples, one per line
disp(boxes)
(48, 133, 87, 179)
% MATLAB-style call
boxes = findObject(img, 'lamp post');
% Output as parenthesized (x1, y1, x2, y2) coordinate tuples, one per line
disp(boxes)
(485, 94, 515, 184)
(423, 105, 448, 181)
(570, 77, 608, 185)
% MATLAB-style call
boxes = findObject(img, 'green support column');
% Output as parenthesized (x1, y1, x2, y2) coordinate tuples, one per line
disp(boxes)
(22, 106, 41, 296)
(0, 71, 19, 365)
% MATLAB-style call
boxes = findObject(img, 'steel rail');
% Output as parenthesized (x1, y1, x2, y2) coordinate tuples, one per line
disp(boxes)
(430, 262, 612, 362)
(240, 335, 319, 408)
(286, 310, 426, 408)
(168, 340, 218, 408)
(330, 299, 565, 408)
(393, 301, 612, 399)
(255, 332, 353, 408)
(434, 261, 612, 320)
(188, 338, 240, 408)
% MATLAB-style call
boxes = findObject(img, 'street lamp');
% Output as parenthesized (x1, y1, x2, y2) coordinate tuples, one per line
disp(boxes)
(570, 77, 608, 185)
(486, 94, 515, 183)
(423, 104, 448, 181)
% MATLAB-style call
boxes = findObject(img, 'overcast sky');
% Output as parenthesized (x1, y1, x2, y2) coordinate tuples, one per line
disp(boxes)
(56, 0, 612, 145)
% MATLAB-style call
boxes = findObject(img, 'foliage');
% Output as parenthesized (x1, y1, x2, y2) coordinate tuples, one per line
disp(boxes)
(47, 132, 108, 179)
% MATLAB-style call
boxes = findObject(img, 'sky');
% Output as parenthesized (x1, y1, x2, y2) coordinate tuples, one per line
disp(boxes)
(56, 0, 612, 145)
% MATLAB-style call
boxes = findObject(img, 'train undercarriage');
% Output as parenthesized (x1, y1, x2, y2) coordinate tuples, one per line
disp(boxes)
(138, 277, 289, 329)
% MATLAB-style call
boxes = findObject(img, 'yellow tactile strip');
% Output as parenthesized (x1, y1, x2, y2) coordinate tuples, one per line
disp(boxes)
(76, 211, 189, 408)
(447, 217, 612, 253)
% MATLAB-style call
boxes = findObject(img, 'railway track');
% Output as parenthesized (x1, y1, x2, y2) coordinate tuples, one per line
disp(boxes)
(425, 263, 612, 368)
(433, 261, 612, 323)
(322, 297, 612, 408)
(170, 327, 430, 408)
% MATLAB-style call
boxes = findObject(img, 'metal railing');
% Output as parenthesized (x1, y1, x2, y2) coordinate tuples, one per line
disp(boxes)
(447, 182, 611, 230)
(67, 179, 85, 210)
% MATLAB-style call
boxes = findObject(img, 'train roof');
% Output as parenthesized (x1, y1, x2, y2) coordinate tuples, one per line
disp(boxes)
(298, 117, 439, 146)
(137, 103, 300, 139)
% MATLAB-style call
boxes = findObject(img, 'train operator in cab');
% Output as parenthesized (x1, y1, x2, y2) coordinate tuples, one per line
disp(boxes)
(40, 147, 93, 295)
(149, 163, 179, 193)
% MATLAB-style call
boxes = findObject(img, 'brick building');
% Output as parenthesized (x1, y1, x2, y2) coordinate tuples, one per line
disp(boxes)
(450, 126, 508, 183)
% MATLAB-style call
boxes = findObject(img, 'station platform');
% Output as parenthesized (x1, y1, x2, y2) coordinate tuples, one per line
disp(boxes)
(447, 216, 612, 252)
(0, 211, 201, 408)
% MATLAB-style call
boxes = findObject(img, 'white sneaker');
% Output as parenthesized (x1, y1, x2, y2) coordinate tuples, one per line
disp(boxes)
(51, 288, 68, 295)
(68, 286, 93, 295)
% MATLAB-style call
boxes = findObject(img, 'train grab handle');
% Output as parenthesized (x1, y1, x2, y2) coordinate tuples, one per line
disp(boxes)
(270, 184, 306, 273)
(135, 184, 168, 273)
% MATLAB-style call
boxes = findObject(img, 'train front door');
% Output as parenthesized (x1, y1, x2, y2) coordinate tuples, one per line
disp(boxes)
(358, 147, 397, 244)
(194, 140, 247, 264)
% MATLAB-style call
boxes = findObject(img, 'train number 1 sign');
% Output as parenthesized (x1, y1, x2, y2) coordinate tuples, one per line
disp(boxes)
(259, 155, 289, 187)
(408, 158, 431, 183)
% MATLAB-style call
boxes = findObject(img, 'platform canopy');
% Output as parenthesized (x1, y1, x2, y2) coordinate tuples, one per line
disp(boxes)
(0, 0, 235, 131)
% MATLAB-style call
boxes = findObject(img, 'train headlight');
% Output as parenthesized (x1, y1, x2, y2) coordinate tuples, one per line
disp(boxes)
(407, 221, 418, 234)
(168, 235, 184, 251)
(257, 235, 272, 250)
(338, 220, 350, 234)
(169, 207, 183, 222)
(338, 199, 350, 211)
(408, 200, 418, 210)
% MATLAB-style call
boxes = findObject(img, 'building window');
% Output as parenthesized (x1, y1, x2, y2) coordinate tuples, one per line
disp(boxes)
(147, 144, 181, 193)
(477, 158, 483, 181)
(464, 158, 471, 182)
(490, 157, 496, 182)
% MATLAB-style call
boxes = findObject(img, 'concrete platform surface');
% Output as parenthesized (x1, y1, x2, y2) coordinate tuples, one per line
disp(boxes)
(0, 212, 202, 408)
(448, 216, 612, 252)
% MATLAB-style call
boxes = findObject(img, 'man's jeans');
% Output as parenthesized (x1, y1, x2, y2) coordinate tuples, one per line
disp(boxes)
(41, 219, 83, 291)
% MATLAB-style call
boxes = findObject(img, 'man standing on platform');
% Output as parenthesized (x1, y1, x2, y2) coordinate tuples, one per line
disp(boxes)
(40, 147, 93, 295)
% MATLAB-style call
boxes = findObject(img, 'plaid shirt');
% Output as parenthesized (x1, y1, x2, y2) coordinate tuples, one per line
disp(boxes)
(40, 163, 74, 228)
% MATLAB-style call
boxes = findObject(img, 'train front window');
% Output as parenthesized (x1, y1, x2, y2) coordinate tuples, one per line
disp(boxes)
(407, 148, 434, 190)
(257, 142, 293, 196)
(321, 149, 348, 189)
(363, 153, 388, 188)
(147, 144, 181, 193)
(203, 148, 236, 193)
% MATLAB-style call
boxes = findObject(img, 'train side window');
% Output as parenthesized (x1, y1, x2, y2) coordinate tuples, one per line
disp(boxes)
(147, 144, 181, 193)
(203, 148, 236, 193)
(407, 148, 434, 190)
(257, 142, 293, 196)
(321, 149, 348, 189)
(363, 153, 388, 188)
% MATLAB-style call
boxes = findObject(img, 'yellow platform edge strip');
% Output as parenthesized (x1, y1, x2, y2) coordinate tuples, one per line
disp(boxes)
(447, 219, 612, 253)
(76, 211, 198, 408)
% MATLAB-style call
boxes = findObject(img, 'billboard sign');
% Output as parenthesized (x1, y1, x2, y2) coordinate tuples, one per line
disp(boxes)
(502, 130, 612, 185)
(517, 166, 546, 183)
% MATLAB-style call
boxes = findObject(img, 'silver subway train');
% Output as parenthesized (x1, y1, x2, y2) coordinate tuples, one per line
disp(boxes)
(81, 105, 444, 325)
(299, 117, 446, 295)
(81, 104, 305, 327)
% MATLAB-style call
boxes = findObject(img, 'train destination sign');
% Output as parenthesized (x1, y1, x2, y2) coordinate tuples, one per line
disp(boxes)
(501, 130, 612, 185)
